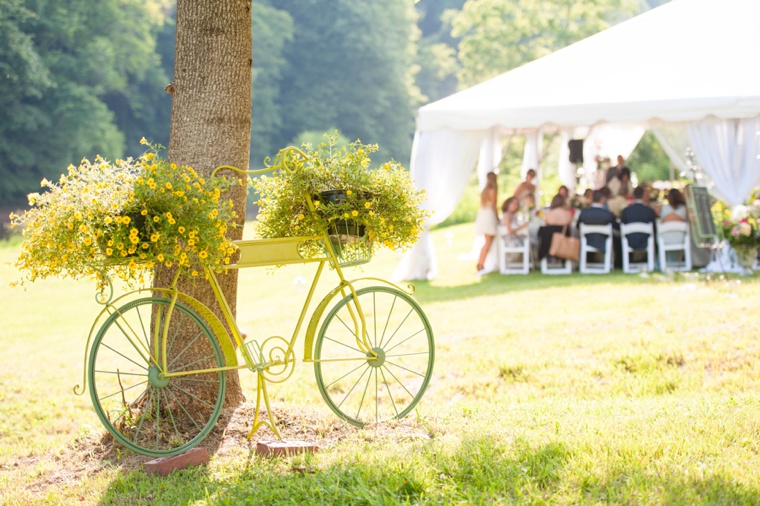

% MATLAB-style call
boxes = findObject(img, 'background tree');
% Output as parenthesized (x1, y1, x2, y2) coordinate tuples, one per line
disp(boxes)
(249, 1, 294, 166)
(0, 0, 169, 205)
(451, 0, 640, 87)
(157, 0, 253, 406)
(275, 0, 419, 162)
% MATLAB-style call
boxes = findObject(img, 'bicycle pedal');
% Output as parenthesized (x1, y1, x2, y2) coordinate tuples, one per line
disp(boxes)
(243, 339, 267, 372)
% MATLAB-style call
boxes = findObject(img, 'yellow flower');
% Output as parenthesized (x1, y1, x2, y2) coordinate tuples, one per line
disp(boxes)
(199, 250, 208, 259)
(364, 202, 371, 208)
(166, 182, 172, 190)
(105, 248, 113, 256)
(351, 210, 358, 217)
(122, 216, 131, 225)
(178, 226, 186, 234)
(83, 237, 92, 246)
(104, 216, 113, 224)
(140, 209, 148, 216)
(140, 137, 148, 145)
(157, 253, 165, 262)
(165, 261, 173, 267)
(153, 216, 160, 222)
(150, 232, 159, 242)
(344, 212, 350, 218)
(298, 214, 304, 220)
(191, 270, 199, 277)
(314, 201, 320, 207)
(346, 190, 352, 195)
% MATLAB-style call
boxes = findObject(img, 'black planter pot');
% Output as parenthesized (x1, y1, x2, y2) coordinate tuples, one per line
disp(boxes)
(317, 190, 348, 205)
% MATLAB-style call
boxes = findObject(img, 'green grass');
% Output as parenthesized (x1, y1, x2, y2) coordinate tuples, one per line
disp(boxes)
(3, 222, 760, 505)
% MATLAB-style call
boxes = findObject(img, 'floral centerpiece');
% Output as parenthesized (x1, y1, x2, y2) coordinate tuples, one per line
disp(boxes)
(252, 133, 429, 261)
(718, 202, 760, 269)
(10, 140, 242, 287)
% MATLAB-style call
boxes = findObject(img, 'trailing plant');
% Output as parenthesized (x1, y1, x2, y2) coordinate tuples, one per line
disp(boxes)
(10, 140, 242, 288)
(252, 133, 429, 259)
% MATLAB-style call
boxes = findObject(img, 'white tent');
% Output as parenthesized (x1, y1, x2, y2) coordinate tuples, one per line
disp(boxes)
(394, 0, 760, 281)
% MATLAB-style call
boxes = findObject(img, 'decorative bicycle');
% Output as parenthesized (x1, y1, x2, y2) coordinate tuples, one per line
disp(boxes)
(74, 150, 435, 457)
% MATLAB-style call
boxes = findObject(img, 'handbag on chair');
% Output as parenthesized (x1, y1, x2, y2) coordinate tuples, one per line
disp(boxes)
(549, 225, 579, 262)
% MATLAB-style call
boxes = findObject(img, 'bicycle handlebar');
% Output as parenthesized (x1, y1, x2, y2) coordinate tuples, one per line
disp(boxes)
(210, 146, 309, 179)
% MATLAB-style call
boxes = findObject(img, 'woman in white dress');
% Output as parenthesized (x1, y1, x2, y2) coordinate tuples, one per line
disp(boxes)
(659, 188, 688, 264)
(475, 172, 499, 271)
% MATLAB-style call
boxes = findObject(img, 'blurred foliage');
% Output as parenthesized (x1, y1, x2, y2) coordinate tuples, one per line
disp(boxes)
(451, 0, 641, 88)
(627, 131, 672, 184)
(1, 0, 673, 207)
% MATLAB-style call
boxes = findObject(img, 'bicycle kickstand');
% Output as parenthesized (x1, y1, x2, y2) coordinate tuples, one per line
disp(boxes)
(247, 372, 283, 440)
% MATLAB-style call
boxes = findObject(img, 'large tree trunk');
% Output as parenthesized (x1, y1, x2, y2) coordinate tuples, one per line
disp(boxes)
(157, 0, 252, 406)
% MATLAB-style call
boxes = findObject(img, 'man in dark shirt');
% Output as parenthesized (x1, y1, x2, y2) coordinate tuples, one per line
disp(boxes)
(620, 186, 657, 251)
(577, 189, 618, 252)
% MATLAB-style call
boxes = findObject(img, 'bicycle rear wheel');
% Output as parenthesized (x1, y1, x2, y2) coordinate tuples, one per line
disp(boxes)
(88, 297, 225, 457)
(314, 286, 434, 426)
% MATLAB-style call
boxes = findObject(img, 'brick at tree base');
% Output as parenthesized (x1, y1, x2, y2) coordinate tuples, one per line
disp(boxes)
(144, 447, 209, 476)
(256, 440, 319, 457)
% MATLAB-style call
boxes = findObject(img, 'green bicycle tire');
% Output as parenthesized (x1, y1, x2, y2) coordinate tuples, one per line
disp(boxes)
(314, 286, 434, 426)
(88, 297, 225, 457)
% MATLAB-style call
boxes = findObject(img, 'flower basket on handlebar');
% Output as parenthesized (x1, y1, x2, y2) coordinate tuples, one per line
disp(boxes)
(251, 132, 430, 264)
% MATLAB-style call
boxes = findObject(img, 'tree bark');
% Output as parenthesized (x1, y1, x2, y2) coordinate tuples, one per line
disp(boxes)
(157, 0, 252, 407)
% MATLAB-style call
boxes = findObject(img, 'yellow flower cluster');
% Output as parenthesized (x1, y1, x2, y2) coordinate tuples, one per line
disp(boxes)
(252, 133, 429, 260)
(11, 142, 242, 288)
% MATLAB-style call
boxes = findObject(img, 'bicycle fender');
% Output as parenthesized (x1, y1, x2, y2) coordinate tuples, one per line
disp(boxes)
(303, 281, 349, 361)
(175, 292, 238, 367)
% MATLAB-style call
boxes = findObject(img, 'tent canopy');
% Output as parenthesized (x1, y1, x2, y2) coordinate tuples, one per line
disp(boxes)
(394, 0, 760, 281)
(417, 0, 760, 133)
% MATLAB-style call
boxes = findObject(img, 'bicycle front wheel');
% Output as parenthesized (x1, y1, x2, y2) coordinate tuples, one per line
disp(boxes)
(88, 297, 226, 457)
(314, 286, 434, 426)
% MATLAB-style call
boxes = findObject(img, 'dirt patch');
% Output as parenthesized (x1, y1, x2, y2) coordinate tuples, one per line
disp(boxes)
(13, 401, 435, 500)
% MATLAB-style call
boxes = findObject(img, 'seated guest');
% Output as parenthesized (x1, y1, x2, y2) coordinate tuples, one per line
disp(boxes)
(607, 168, 633, 199)
(620, 186, 657, 250)
(578, 189, 618, 253)
(513, 169, 537, 208)
(607, 191, 628, 218)
(660, 188, 687, 222)
(501, 196, 529, 249)
(557, 185, 569, 200)
(544, 195, 573, 226)
(582, 188, 593, 208)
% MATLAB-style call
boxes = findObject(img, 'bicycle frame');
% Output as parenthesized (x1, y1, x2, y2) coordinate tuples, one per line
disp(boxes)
(76, 146, 419, 441)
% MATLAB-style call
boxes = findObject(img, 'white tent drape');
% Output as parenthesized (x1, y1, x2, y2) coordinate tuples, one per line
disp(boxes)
(687, 116, 760, 206)
(392, 129, 486, 281)
(477, 128, 508, 189)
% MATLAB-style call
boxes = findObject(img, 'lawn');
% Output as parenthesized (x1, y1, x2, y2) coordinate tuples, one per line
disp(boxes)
(2, 222, 760, 505)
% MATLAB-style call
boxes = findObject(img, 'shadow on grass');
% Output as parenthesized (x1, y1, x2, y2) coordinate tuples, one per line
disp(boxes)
(97, 431, 760, 504)
(97, 435, 570, 505)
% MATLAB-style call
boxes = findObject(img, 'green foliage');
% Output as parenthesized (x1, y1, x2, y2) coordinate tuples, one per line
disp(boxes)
(627, 130, 673, 183)
(250, 1, 294, 166)
(276, 0, 419, 163)
(253, 133, 429, 258)
(451, 0, 641, 87)
(0, 0, 168, 204)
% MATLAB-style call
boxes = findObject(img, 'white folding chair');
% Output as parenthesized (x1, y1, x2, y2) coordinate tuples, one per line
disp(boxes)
(656, 220, 691, 271)
(620, 222, 655, 273)
(579, 223, 613, 274)
(497, 225, 530, 274)
(539, 226, 572, 274)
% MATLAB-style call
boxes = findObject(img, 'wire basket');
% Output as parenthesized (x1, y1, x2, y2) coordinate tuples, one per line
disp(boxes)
(324, 219, 372, 267)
